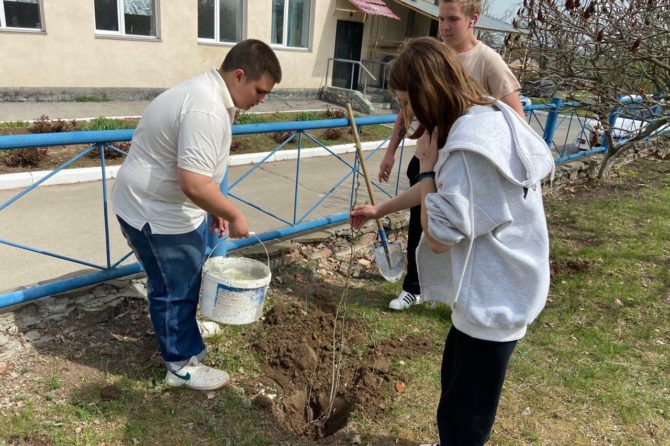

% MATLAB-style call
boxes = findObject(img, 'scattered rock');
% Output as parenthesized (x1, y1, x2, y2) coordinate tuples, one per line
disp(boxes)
(357, 258, 371, 267)
(308, 247, 332, 260)
(25, 330, 41, 342)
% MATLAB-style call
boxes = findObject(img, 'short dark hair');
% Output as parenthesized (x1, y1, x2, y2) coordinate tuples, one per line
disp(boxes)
(221, 39, 282, 83)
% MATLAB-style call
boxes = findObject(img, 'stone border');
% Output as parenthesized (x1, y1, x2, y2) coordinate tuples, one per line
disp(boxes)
(0, 88, 321, 103)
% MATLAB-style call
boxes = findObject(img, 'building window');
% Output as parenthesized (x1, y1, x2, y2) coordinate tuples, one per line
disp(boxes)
(0, 0, 43, 30)
(198, 0, 243, 43)
(272, 0, 310, 49)
(94, 0, 157, 37)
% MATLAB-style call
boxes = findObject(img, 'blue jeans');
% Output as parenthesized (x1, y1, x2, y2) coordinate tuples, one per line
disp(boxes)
(117, 216, 207, 372)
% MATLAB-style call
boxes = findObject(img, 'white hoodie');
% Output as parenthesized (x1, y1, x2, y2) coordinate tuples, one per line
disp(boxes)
(417, 100, 554, 342)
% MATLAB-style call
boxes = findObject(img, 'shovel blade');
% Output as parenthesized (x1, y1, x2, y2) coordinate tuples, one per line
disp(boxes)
(374, 242, 405, 282)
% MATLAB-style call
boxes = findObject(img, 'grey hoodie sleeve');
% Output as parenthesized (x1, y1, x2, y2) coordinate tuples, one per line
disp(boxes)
(424, 151, 514, 245)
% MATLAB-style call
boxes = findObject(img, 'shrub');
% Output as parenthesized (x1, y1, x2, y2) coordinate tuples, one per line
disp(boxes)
(322, 107, 345, 119)
(84, 142, 130, 160)
(272, 131, 295, 144)
(74, 95, 108, 103)
(2, 147, 48, 168)
(235, 113, 267, 125)
(295, 111, 321, 121)
(80, 117, 135, 131)
(230, 138, 251, 153)
(322, 127, 343, 141)
(30, 115, 77, 133)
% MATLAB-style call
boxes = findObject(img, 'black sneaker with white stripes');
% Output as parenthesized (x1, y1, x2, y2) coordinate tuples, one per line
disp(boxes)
(388, 290, 421, 310)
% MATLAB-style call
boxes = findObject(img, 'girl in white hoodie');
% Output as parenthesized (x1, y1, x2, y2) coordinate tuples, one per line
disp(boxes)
(350, 37, 554, 445)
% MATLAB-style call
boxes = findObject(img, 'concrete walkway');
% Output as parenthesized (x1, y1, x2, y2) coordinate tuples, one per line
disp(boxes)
(0, 149, 411, 293)
(0, 97, 409, 293)
(0, 97, 337, 122)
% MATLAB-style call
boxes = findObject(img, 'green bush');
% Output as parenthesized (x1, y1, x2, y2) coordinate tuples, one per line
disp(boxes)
(295, 111, 321, 121)
(84, 142, 129, 160)
(80, 117, 135, 131)
(235, 113, 267, 125)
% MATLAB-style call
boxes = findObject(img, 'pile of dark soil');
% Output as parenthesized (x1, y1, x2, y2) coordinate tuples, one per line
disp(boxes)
(248, 299, 433, 440)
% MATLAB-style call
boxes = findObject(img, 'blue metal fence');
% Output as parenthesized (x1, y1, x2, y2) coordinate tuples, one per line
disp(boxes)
(0, 100, 665, 309)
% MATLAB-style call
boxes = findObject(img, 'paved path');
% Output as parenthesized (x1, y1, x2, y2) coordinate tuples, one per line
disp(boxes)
(0, 98, 336, 122)
(0, 149, 411, 293)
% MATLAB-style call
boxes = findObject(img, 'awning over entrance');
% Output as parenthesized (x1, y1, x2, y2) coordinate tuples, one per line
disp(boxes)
(391, 0, 527, 34)
(348, 0, 401, 20)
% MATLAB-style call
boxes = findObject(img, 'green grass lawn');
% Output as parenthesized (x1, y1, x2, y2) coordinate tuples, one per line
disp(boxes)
(1, 157, 668, 445)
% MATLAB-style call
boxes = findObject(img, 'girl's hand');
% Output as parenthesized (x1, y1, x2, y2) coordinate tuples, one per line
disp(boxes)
(378, 151, 395, 183)
(416, 127, 439, 172)
(350, 204, 379, 230)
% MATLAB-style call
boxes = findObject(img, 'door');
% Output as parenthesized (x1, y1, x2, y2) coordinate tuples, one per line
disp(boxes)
(333, 20, 364, 90)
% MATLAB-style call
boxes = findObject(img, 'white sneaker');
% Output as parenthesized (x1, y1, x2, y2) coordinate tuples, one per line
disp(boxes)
(389, 291, 421, 310)
(165, 356, 229, 391)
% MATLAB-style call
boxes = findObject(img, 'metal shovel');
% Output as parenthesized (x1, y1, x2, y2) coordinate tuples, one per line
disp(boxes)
(346, 104, 405, 282)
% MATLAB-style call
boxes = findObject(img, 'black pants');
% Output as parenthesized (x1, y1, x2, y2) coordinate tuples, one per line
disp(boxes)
(403, 155, 421, 295)
(437, 326, 517, 446)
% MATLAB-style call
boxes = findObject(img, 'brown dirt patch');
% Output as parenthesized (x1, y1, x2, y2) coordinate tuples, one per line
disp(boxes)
(249, 299, 433, 440)
(550, 258, 600, 277)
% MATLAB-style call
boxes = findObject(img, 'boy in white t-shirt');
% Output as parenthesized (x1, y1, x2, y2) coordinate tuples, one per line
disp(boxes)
(112, 39, 281, 391)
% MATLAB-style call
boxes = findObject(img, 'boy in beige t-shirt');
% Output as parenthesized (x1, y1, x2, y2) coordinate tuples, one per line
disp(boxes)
(379, 0, 525, 312)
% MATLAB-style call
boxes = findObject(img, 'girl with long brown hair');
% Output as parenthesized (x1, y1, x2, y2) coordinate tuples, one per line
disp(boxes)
(351, 37, 554, 445)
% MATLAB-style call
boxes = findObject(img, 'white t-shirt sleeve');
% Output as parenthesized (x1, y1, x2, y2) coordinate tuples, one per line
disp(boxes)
(177, 110, 227, 177)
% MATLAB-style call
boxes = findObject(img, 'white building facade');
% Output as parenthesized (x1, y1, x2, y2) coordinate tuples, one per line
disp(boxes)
(0, 0, 495, 98)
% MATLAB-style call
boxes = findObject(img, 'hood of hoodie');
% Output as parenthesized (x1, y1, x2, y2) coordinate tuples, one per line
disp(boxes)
(437, 101, 554, 188)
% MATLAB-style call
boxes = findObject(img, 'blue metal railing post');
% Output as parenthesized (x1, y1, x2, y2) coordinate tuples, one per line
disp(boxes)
(293, 131, 303, 225)
(99, 143, 112, 269)
(543, 97, 562, 146)
(209, 169, 229, 257)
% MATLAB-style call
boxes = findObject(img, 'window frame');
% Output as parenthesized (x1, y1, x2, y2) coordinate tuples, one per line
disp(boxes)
(94, 0, 160, 41)
(197, 0, 245, 46)
(271, 0, 312, 51)
(0, 0, 45, 32)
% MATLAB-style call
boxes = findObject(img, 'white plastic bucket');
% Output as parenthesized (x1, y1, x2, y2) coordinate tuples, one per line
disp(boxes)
(200, 256, 272, 325)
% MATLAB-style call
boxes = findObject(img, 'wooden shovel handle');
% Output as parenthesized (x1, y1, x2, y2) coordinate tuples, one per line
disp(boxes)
(346, 104, 384, 233)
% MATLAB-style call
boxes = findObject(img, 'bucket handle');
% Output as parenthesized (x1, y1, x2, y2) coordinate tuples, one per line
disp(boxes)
(205, 231, 270, 269)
